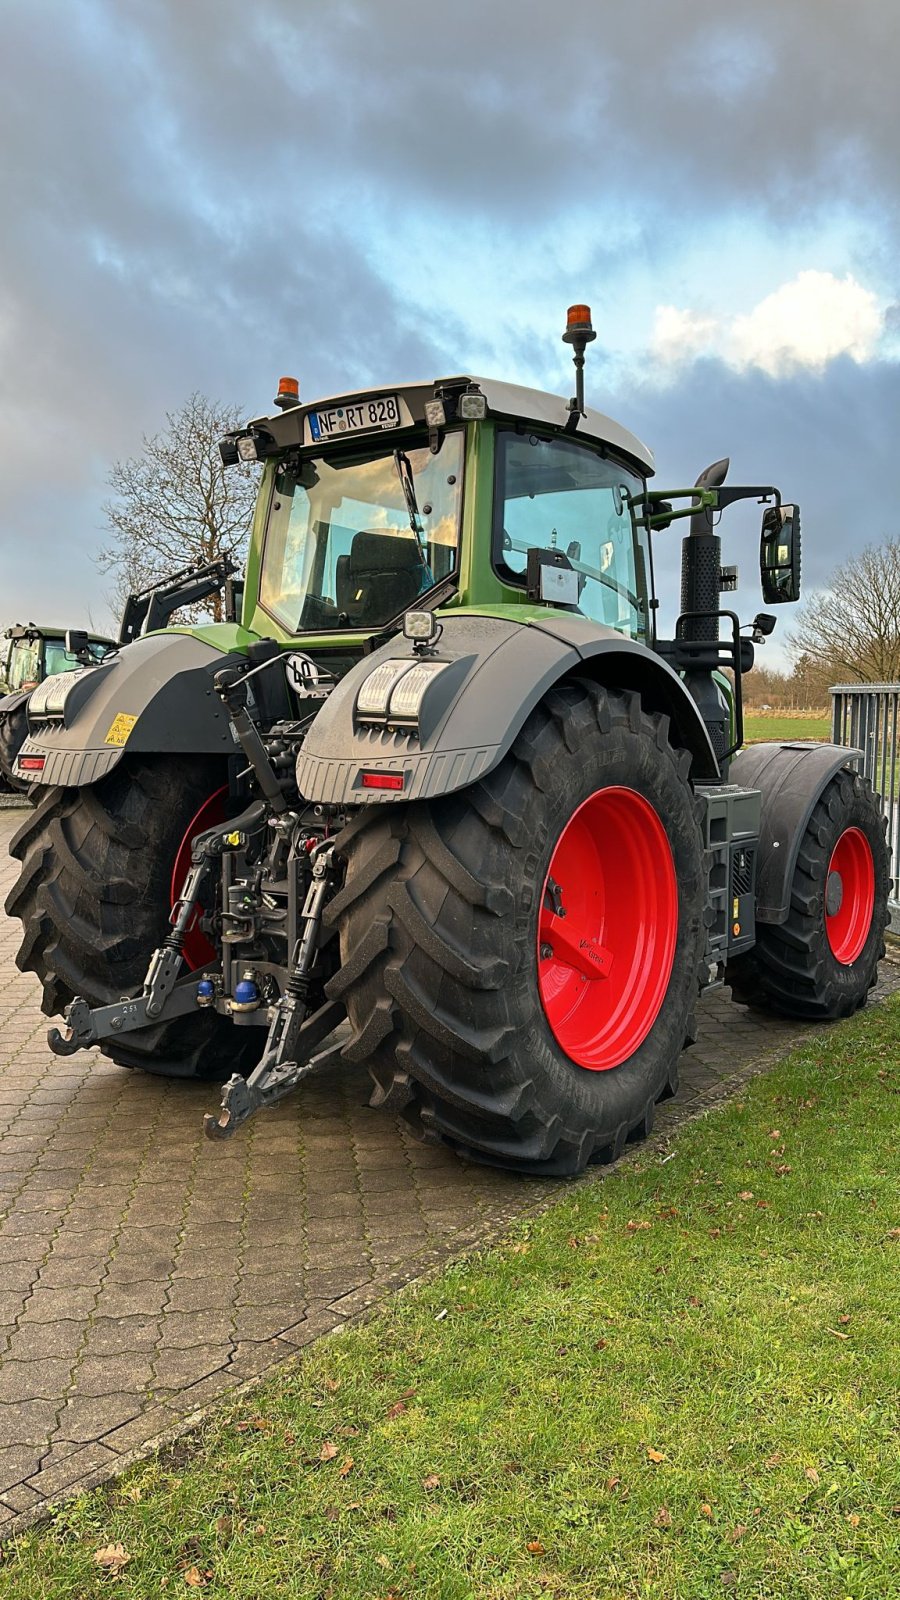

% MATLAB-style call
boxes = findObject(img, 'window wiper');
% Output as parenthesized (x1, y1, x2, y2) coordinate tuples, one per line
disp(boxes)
(393, 450, 427, 558)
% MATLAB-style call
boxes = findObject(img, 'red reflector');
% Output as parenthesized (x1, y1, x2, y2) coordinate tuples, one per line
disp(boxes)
(361, 771, 404, 791)
(18, 756, 45, 772)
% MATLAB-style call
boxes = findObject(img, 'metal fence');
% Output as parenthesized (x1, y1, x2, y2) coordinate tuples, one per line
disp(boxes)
(831, 683, 900, 924)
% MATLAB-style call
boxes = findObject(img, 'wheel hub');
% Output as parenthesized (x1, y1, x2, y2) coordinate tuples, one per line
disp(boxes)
(825, 826, 875, 965)
(537, 786, 678, 1071)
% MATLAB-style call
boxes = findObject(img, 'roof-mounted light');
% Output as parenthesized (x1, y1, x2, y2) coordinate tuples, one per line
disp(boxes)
(274, 375, 300, 411)
(458, 389, 487, 419)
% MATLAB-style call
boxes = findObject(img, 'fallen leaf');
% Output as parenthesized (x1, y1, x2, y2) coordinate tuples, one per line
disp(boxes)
(526, 1540, 545, 1555)
(654, 1506, 672, 1528)
(593, 1338, 608, 1351)
(605, 1476, 621, 1492)
(827, 1327, 850, 1340)
(720, 1571, 738, 1588)
(567, 1235, 580, 1248)
(375, 1555, 391, 1570)
(728, 1525, 748, 1544)
(626, 1220, 652, 1232)
(700, 1502, 713, 1519)
(93, 1543, 132, 1577)
(386, 1401, 407, 1420)
(739, 1191, 754, 1202)
(423, 1473, 441, 1491)
(183, 1567, 211, 1588)
(765, 1452, 782, 1468)
(839, 1314, 851, 1325)
(847, 1513, 861, 1528)
(324, 1377, 341, 1392)
(756, 1200, 769, 1210)
(688, 1295, 702, 1308)
(122, 1486, 142, 1503)
(338, 1456, 354, 1478)
(769, 1129, 781, 1139)
(775, 1164, 792, 1176)
(319, 1441, 339, 1462)
(647, 1448, 666, 1464)
(339, 1424, 359, 1437)
(805, 1466, 820, 1485)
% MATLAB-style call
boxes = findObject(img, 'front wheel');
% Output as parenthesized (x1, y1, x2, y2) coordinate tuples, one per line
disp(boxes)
(327, 681, 706, 1175)
(728, 768, 889, 1020)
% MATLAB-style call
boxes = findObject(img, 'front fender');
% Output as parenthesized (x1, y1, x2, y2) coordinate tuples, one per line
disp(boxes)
(18, 633, 242, 788)
(729, 741, 864, 923)
(295, 612, 720, 806)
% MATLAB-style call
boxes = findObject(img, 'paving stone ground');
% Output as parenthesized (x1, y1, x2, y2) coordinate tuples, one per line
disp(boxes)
(0, 798, 897, 1533)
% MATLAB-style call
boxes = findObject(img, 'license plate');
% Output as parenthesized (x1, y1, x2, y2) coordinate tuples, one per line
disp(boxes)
(308, 393, 402, 442)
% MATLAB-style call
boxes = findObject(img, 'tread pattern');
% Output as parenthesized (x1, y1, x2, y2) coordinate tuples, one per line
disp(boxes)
(728, 769, 890, 1020)
(326, 680, 705, 1175)
(5, 757, 260, 1078)
(0, 703, 29, 794)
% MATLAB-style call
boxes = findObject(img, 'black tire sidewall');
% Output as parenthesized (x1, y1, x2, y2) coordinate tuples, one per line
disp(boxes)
(498, 703, 704, 1137)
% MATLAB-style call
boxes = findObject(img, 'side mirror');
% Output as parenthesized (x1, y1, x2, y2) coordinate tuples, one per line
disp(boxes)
(64, 629, 93, 666)
(760, 503, 801, 604)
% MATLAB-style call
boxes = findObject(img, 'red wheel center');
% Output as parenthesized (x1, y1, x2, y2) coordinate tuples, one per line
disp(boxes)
(171, 787, 228, 970)
(825, 826, 875, 964)
(537, 786, 678, 1071)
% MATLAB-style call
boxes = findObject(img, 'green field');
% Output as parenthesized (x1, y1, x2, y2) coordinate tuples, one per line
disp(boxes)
(743, 712, 830, 743)
(5, 998, 900, 1599)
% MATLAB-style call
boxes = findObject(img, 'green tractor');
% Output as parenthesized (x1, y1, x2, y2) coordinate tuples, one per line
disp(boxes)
(0, 625, 115, 793)
(5, 309, 890, 1174)
(0, 563, 243, 794)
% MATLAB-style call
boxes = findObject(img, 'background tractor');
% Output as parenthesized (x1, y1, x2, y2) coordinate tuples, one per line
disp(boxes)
(4, 309, 890, 1175)
(0, 624, 115, 792)
(0, 561, 243, 793)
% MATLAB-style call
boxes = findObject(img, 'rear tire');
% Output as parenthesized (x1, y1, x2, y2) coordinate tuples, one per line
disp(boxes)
(327, 681, 706, 1175)
(728, 769, 889, 1020)
(5, 756, 261, 1078)
(0, 703, 29, 794)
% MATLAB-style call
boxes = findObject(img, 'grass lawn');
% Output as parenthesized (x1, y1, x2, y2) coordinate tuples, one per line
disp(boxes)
(743, 712, 831, 743)
(4, 999, 900, 1599)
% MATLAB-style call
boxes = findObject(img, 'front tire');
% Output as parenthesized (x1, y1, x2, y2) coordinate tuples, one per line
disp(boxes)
(5, 756, 260, 1078)
(327, 681, 706, 1175)
(728, 768, 889, 1020)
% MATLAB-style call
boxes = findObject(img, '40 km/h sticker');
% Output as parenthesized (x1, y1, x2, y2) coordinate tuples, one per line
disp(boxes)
(104, 713, 139, 747)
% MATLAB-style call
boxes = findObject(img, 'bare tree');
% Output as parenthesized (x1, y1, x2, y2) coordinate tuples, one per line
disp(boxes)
(789, 538, 900, 685)
(99, 394, 258, 622)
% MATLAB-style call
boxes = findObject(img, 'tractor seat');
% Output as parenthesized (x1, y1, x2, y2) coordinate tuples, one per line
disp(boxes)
(337, 529, 427, 626)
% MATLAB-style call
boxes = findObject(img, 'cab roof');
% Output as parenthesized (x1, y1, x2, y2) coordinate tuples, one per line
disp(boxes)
(250, 375, 655, 475)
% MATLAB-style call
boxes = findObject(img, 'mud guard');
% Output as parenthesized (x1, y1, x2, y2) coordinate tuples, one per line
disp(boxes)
(295, 611, 720, 806)
(729, 741, 864, 924)
(16, 633, 242, 788)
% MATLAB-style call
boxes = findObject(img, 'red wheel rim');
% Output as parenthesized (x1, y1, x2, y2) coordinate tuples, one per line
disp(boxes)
(825, 826, 875, 964)
(170, 786, 227, 970)
(537, 786, 678, 1070)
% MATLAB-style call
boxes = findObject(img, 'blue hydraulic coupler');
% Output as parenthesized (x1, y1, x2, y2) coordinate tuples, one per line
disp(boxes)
(232, 975, 260, 1012)
(196, 977, 215, 1008)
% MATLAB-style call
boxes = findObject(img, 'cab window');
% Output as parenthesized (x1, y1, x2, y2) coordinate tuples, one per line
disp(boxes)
(493, 430, 650, 639)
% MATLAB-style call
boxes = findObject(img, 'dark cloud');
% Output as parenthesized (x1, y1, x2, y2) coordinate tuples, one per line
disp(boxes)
(0, 0, 897, 626)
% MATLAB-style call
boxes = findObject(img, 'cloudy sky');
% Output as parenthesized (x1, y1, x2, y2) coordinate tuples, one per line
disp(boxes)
(2, 0, 898, 664)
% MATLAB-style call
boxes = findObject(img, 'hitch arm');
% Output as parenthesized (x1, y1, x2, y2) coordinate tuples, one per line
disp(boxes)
(203, 842, 342, 1139)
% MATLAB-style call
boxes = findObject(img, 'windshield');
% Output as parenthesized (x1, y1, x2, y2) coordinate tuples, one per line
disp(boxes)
(494, 431, 650, 639)
(42, 638, 107, 675)
(260, 431, 464, 632)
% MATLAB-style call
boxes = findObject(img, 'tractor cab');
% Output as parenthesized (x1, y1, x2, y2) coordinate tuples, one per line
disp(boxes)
(0, 625, 113, 695)
(223, 354, 656, 673)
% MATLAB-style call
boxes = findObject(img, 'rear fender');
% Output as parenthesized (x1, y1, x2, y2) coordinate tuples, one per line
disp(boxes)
(17, 633, 243, 788)
(729, 741, 863, 924)
(295, 612, 720, 807)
